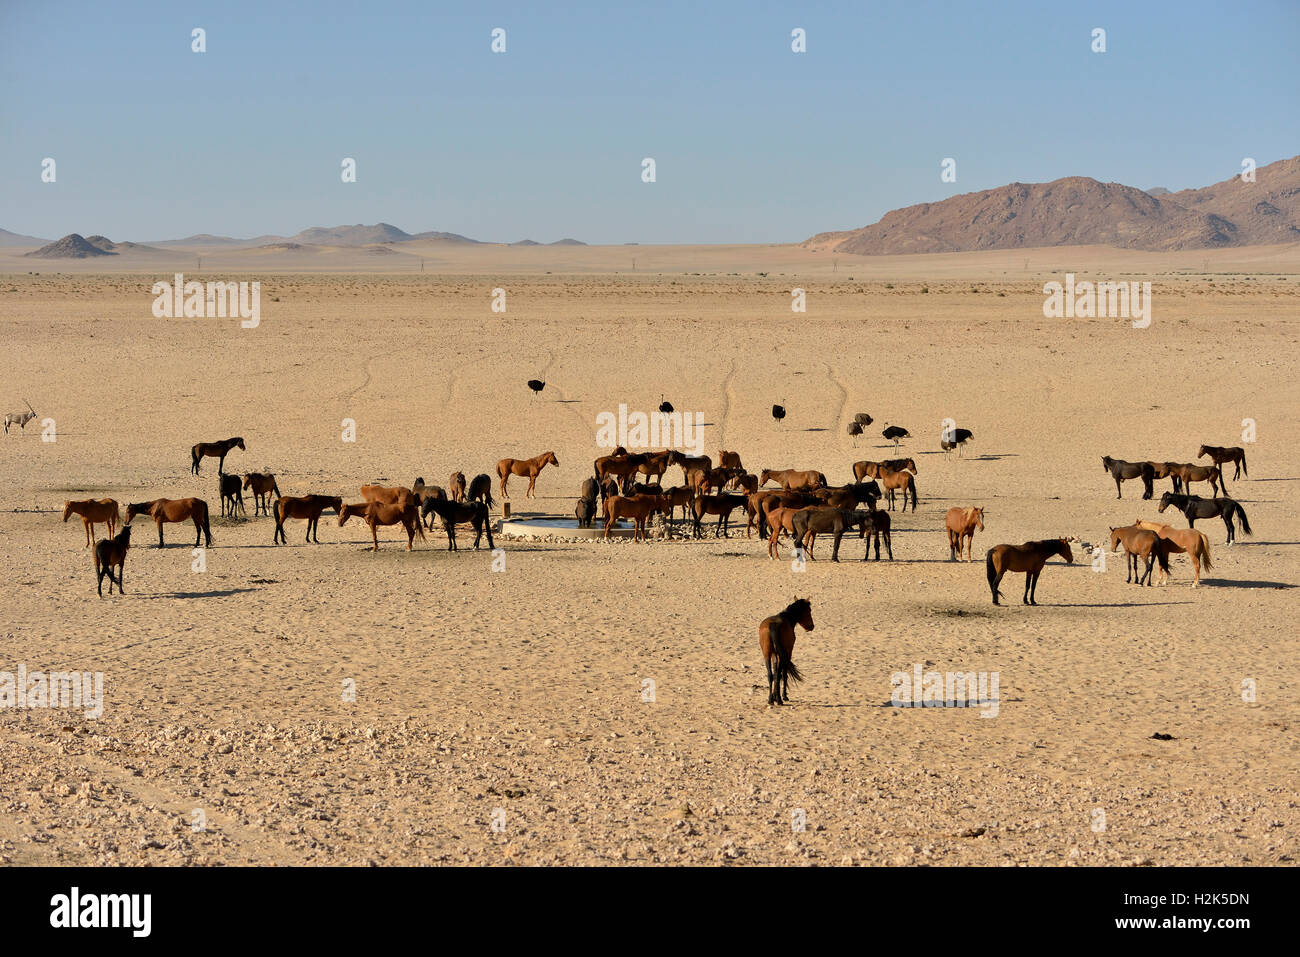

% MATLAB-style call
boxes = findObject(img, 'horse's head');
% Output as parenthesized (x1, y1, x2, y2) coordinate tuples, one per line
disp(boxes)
(61, 501, 72, 522)
(974, 507, 984, 531)
(124, 502, 149, 524)
(1108, 527, 1122, 550)
(1157, 493, 1171, 512)
(1197, 445, 1209, 459)
(242, 474, 253, 489)
(759, 469, 774, 486)
(233, 437, 246, 450)
(329, 497, 344, 514)
(546, 451, 559, 467)
(1058, 538, 1075, 563)
(1101, 456, 1112, 471)
(787, 597, 814, 631)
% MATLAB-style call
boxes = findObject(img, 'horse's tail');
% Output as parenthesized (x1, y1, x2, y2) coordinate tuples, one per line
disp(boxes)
(413, 505, 427, 541)
(190, 445, 200, 473)
(200, 501, 212, 542)
(273, 499, 285, 541)
(986, 549, 1002, 601)
(1234, 502, 1252, 536)
(1155, 539, 1170, 575)
(784, 655, 804, 684)
(1241, 451, 1247, 477)
(908, 475, 918, 510)
(1197, 532, 1212, 569)
(272, 478, 281, 499)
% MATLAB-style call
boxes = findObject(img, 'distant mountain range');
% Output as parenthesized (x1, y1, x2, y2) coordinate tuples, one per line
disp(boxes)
(805, 155, 1300, 254)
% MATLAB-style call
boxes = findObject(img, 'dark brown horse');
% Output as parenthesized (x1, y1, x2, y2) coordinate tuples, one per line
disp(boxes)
(1167, 462, 1221, 498)
(986, 539, 1073, 605)
(603, 493, 665, 543)
(792, 507, 872, 562)
(860, 510, 893, 560)
(1198, 444, 1247, 481)
(273, 494, 341, 544)
(191, 436, 244, 475)
(467, 473, 495, 508)
(126, 498, 213, 548)
(1101, 456, 1154, 499)
(690, 493, 747, 539)
(93, 524, 132, 597)
(218, 473, 246, 517)
(498, 451, 559, 499)
(759, 598, 814, 706)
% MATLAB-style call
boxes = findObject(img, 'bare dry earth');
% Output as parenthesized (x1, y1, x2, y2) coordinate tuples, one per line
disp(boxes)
(0, 245, 1297, 866)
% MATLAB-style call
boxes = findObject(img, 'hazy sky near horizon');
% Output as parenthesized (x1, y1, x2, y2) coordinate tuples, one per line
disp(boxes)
(2, 0, 1297, 244)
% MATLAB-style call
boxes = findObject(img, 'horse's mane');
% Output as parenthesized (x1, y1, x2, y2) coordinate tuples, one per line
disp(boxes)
(780, 598, 811, 619)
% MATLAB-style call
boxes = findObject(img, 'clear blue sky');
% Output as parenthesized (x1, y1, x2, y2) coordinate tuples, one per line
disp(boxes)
(2, 0, 1296, 244)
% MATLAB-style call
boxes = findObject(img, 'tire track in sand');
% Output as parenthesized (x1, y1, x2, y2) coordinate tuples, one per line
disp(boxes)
(718, 356, 738, 451)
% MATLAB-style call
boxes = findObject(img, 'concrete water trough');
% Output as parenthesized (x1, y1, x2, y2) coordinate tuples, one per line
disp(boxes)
(497, 515, 639, 540)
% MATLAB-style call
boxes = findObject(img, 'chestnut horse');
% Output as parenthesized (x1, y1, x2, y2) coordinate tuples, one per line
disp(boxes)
(986, 539, 1073, 605)
(1167, 462, 1221, 498)
(449, 471, 467, 502)
(190, 436, 244, 475)
(273, 494, 342, 544)
(361, 484, 417, 508)
(690, 493, 747, 539)
(668, 451, 712, 484)
(603, 493, 665, 542)
(759, 598, 814, 706)
(497, 451, 559, 499)
(1198, 444, 1247, 481)
(242, 473, 281, 515)
(63, 498, 120, 548)
(636, 450, 675, 485)
(1135, 518, 1212, 587)
(759, 468, 827, 492)
(93, 524, 132, 597)
(877, 467, 917, 512)
(126, 498, 212, 548)
(945, 506, 984, 562)
(339, 500, 426, 551)
(1108, 525, 1169, 586)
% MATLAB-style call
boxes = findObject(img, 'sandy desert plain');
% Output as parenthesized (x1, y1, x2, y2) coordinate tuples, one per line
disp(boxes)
(0, 239, 1297, 866)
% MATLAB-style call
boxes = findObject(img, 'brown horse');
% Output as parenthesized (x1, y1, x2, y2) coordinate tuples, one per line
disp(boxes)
(497, 451, 559, 499)
(1109, 525, 1170, 586)
(766, 505, 818, 559)
(603, 493, 665, 542)
(63, 499, 120, 547)
(361, 484, 418, 508)
(423, 498, 494, 551)
(1102, 456, 1154, 499)
(816, 482, 881, 511)
(1168, 462, 1221, 498)
(466, 473, 494, 509)
(877, 466, 918, 512)
(339, 500, 426, 551)
(792, 507, 872, 562)
(860, 510, 893, 560)
(659, 485, 695, 523)
(759, 468, 827, 491)
(190, 436, 244, 475)
(242, 473, 280, 515)
(273, 494, 342, 544)
(690, 493, 748, 539)
(126, 498, 212, 548)
(668, 451, 712, 484)
(945, 506, 984, 562)
(93, 524, 132, 597)
(758, 598, 814, 706)
(1198, 444, 1247, 481)
(1134, 519, 1212, 587)
(986, 539, 1073, 605)
(636, 450, 675, 485)
(718, 449, 744, 472)
(449, 471, 467, 502)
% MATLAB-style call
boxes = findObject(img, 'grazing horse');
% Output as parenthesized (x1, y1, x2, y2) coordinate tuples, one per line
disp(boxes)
(604, 493, 665, 542)
(1102, 456, 1154, 499)
(1108, 525, 1168, 586)
(792, 507, 871, 562)
(93, 524, 132, 597)
(1158, 492, 1252, 544)
(63, 499, 120, 548)
(467, 473, 495, 509)
(339, 500, 426, 551)
(945, 506, 984, 562)
(127, 498, 212, 548)
(1198, 444, 1247, 482)
(1135, 519, 1212, 587)
(691, 493, 747, 539)
(449, 471, 467, 502)
(986, 539, 1073, 605)
(190, 436, 245, 475)
(759, 468, 826, 491)
(877, 466, 918, 512)
(423, 498, 494, 551)
(758, 598, 814, 706)
(242, 473, 281, 515)
(498, 451, 559, 499)
(273, 494, 341, 544)
(218, 473, 246, 517)
(1168, 462, 1221, 498)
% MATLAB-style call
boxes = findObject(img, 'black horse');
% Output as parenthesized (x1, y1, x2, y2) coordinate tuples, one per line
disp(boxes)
(1158, 492, 1253, 544)
(423, 498, 494, 551)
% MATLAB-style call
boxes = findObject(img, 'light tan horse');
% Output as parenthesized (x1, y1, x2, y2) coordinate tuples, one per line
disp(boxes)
(945, 506, 984, 562)
(63, 499, 120, 547)
(498, 451, 559, 499)
(1135, 518, 1212, 587)
(340, 500, 426, 551)
(878, 466, 918, 512)
(126, 498, 212, 548)
(759, 468, 827, 492)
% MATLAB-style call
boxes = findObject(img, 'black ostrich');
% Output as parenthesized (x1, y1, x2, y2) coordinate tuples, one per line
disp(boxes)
(854, 412, 873, 427)
(847, 421, 863, 440)
(658, 396, 674, 415)
(941, 427, 975, 456)
(772, 403, 787, 427)
(527, 379, 546, 399)
(882, 424, 910, 448)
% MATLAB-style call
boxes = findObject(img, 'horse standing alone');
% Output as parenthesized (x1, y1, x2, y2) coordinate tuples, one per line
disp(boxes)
(759, 598, 814, 706)
(986, 539, 1073, 605)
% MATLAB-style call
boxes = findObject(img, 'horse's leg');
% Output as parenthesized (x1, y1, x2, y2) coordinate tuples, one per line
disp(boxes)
(156, 519, 165, 549)
(1115, 475, 1122, 499)
(1023, 572, 1032, 604)
(885, 530, 893, 560)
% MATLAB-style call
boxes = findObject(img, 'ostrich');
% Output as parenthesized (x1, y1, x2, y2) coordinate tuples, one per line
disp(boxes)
(941, 427, 975, 456)
(847, 421, 864, 445)
(527, 379, 545, 400)
(854, 412, 873, 427)
(771, 403, 787, 427)
(882, 424, 910, 448)
(658, 396, 674, 415)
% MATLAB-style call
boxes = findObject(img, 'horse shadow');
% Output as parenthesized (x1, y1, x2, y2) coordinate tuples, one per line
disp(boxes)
(138, 587, 261, 599)
(1199, 578, 1296, 590)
